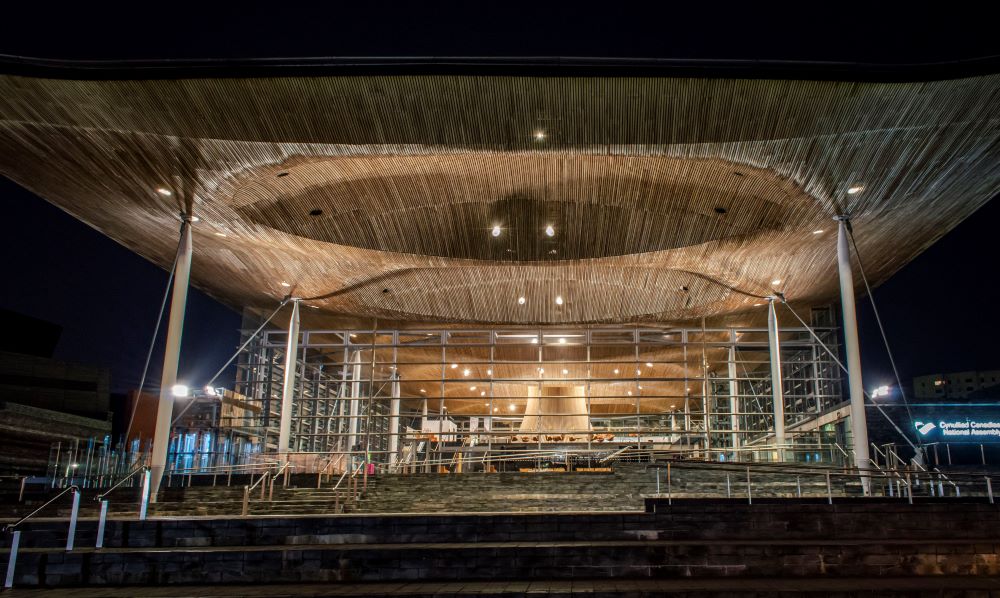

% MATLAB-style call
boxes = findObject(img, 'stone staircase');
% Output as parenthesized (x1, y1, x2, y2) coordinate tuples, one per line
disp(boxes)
(2, 501, 999, 592)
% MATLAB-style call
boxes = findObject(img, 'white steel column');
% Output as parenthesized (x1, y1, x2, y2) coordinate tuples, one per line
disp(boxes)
(149, 216, 193, 501)
(727, 330, 740, 453)
(837, 217, 872, 494)
(277, 299, 301, 455)
(767, 298, 786, 457)
(348, 350, 362, 454)
(388, 374, 400, 465)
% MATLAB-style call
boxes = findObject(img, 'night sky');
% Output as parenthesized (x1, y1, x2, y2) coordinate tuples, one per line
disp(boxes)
(1, 5, 998, 395)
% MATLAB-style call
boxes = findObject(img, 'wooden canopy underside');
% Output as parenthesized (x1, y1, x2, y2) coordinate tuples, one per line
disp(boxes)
(0, 74, 998, 326)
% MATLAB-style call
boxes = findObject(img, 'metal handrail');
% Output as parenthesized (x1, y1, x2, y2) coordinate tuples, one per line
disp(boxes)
(96, 466, 148, 502)
(4, 485, 79, 532)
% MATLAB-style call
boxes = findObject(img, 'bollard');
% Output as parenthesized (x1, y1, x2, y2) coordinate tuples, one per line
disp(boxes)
(5, 530, 20, 588)
(726, 474, 731, 498)
(139, 469, 151, 521)
(826, 472, 832, 505)
(746, 466, 752, 505)
(656, 468, 660, 495)
(796, 476, 801, 498)
(96, 500, 109, 549)
(987, 477, 994, 505)
(66, 488, 80, 551)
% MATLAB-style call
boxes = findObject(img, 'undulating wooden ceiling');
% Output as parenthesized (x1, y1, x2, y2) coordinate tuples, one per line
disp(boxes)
(1, 74, 998, 326)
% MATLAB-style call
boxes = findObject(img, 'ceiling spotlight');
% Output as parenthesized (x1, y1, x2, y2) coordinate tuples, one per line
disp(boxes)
(646, 362, 653, 367)
(419, 389, 426, 393)
(451, 363, 458, 369)
(214, 232, 227, 237)
(771, 279, 782, 286)
(559, 337, 566, 344)
(614, 368, 620, 375)
(509, 404, 517, 411)
(534, 130, 546, 141)
(463, 368, 471, 376)
(171, 384, 189, 398)
(636, 369, 642, 376)
(493, 407, 499, 412)
(481, 391, 486, 397)
(531, 337, 539, 344)
(847, 185, 864, 194)
(812, 229, 825, 235)
(491, 225, 502, 237)
(545, 225, 555, 237)
(753, 303, 763, 307)
(538, 368, 545, 374)
(156, 187, 172, 196)
(555, 296, 564, 305)
(280, 281, 291, 287)
(518, 296, 526, 305)
(470, 386, 477, 391)
(627, 391, 633, 396)
(562, 368, 569, 375)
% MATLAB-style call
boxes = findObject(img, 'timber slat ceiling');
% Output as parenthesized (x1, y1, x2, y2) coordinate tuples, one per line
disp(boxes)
(0, 74, 998, 325)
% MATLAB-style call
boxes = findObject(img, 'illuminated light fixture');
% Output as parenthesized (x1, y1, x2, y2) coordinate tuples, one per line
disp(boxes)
(204, 386, 217, 396)
(538, 368, 545, 374)
(686, 387, 691, 392)
(494, 407, 499, 412)
(847, 185, 865, 194)
(349, 333, 357, 338)
(190, 216, 201, 222)
(637, 385, 643, 390)
(613, 368, 620, 375)
(470, 386, 477, 391)
(214, 232, 228, 237)
(646, 362, 653, 368)
(487, 369, 493, 376)
(280, 281, 291, 288)
(636, 369, 642, 376)
(627, 391, 633, 396)
(419, 389, 427, 394)
(463, 368, 471, 376)
(531, 338, 539, 344)
(753, 303, 763, 307)
(481, 391, 486, 397)
(509, 404, 517, 411)
(555, 295, 564, 305)
(484, 402, 489, 406)
(451, 363, 458, 369)
(491, 225, 502, 237)
(771, 279, 782, 286)
(156, 187, 172, 196)
(559, 337, 567, 344)
(534, 130, 546, 141)
(518, 296, 526, 305)
(812, 229, 825, 235)
(545, 225, 555, 237)
(872, 385, 891, 398)
(562, 368, 569, 375)
(171, 384, 190, 398)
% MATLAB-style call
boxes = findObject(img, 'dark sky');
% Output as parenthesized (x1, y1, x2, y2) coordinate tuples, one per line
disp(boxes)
(1, 4, 998, 395)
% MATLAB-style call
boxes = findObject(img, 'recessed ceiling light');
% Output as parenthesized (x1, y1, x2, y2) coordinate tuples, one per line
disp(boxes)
(531, 337, 538, 344)
(470, 386, 477, 391)
(481, 391, 486, 397)
(280, 281, 291, 287)
(451, 363, 458, 369)
(646, 362, 653, 367)
(812, 229, 825, 235)
(538, 368, 545, 374)
(753, 303, 763, 307)
(555, 295, 564, 305)
(627, 391, 633, 396)
(491, 225, 501, 237)
(214, 232, 227, 237)
(847, 185, 864, 194)
(559, 337, 566, 344)
(614, 368, 620, 374)
(463, 369, 471, 376)
(487, 369, 493, 375)
(493, 407, 499, 412)
(190, 216, 200, 222)
(771, 279, 782, 286)
(156, 187, 172, 196)
(534, 131, 546, 141)
(545, 225, 555, 237)
(636, 369, 642, 376)
(518, 296, 526, 305)
(509, 404, 517, 411)
(686, 387, 691, 392)
(562, 368, 569, 375)
(419, 388, 426, 393)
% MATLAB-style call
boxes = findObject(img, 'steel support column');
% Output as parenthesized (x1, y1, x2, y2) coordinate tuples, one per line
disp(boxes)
(277, 299, 300, 455)
(149, 215, 193, 501)
(767, 297, 786, 458)
(388, 373, 401, 466)
(837, 217, 872, 494)
(728, 330, 740, 453)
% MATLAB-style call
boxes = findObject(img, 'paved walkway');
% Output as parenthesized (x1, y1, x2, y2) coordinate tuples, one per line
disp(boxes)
(5, 578, 1000, 597)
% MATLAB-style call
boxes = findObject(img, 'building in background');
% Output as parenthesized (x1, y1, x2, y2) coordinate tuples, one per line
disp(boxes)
(913, 370, 1000, 400)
